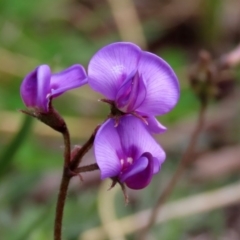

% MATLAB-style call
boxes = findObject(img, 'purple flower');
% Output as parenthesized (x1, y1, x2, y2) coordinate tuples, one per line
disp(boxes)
(20, 64, 87, 112)
(88, 42, 180, 133)
(94, 115, 165, 189)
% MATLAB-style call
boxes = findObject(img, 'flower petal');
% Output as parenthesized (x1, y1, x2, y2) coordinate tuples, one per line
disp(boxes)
(153, 157, 161, 174)
(120, 155, 148, 183)
(120, 152, 154, 189)
(88, 42, 141, 99)
(94, 119, 122, 179)
(49, 64, 87, 98)
(117, 116, 166, 166)
(146, 116, 167, 134)
(20, 64, 51, 112)
(136, 51, 180, 115)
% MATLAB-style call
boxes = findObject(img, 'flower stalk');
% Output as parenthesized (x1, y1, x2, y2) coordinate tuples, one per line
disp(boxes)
(54, 169, 71, 240)
(54, 125, 98, 240)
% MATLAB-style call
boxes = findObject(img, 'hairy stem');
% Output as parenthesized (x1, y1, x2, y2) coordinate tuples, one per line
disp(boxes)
(140, 103, 207, 240)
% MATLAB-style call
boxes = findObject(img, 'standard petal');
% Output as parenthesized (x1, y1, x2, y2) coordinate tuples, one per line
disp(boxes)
(136, 51, 180, 115)
(20, 64, 51, 112)
(117, 116, 166, 165)
(120, 153, 154, 189)
(94, 119, 122, 179)
(88, 42, 141, 99)
(49, 64, 87, 98)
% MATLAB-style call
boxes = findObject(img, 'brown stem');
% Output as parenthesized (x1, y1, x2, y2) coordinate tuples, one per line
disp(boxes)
(70, 125, 99, 170)
(54, 168, 71, 240)
(139, 103, 207, 240)
(75, 163, 99, 173)
(54, 125, 99, 240)
(62, 128, 71, 167)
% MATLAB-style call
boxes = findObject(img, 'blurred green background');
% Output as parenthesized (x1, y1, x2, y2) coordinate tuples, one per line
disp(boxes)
(0, 0, 240, 239)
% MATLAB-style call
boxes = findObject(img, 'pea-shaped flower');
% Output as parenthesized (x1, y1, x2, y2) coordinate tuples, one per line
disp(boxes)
(94, 115, 165, 189)
(20, 64, 87, 112)
(88, 42, 180, 133)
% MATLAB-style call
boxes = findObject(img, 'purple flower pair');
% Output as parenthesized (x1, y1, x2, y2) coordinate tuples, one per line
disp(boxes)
(20, 42, 179, 190)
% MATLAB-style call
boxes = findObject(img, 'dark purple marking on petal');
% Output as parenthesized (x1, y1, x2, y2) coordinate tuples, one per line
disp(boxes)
(120, 152, 154, 189)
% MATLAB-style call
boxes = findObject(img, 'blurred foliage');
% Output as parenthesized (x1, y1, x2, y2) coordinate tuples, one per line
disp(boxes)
(0, 0, 240, 240)
(0, 115, 33, 177)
